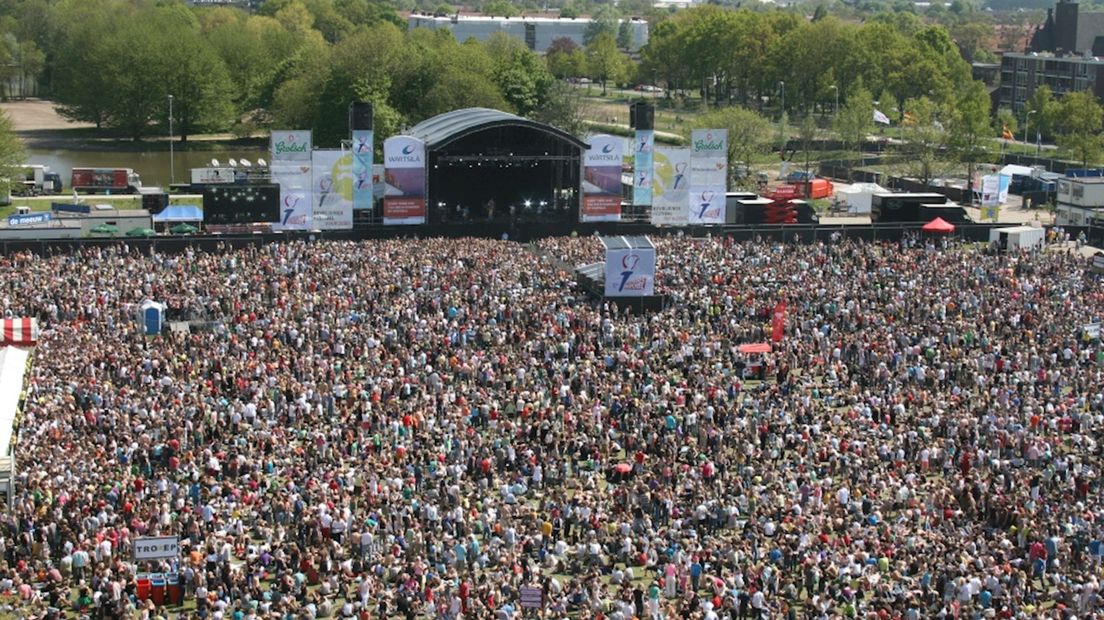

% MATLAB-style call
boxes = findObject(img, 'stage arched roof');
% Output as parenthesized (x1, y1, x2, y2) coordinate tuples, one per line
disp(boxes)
(408, 108, 588, 151)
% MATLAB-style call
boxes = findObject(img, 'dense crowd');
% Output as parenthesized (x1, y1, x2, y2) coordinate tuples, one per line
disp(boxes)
(0, 234, 1102, 620)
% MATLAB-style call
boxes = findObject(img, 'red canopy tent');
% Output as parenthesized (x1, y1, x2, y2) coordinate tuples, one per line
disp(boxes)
(921, 217, 955, 234)
(0, 318, 37, 346)
(738, 343, 772, 354)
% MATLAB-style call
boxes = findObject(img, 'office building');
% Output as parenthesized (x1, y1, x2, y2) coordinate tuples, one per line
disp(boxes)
(406, 14, 649, 53)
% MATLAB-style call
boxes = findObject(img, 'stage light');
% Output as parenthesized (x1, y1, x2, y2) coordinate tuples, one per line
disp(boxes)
(524, 200, 531, 208)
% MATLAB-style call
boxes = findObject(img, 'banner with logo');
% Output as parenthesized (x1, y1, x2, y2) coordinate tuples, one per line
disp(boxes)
(633, 130, 654, 207)
(689, 129, 728, 225)
(383, 136, 426, 225)
(582, 134, 623, 222)
(604, 247, 656, 297)
(270, 130, 312, 162)
(271, 163, 312, 230)
(311, 150, 354, 230)
(352, 130, 374, 211)
(771, 301, 787, 342)
(190, 168, 236, 185)
(651, 147, 690, 226)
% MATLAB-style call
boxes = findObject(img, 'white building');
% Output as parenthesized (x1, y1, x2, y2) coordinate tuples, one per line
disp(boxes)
(407, 14, 649, 52)
(1056, 176, 1104, 225)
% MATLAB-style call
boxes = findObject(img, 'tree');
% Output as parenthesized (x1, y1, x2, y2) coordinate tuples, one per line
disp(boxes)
(699, 106, 772, 187)
(0, 110, 25, 198)
(833, 85, 874, 178)
(482, 0, 518, 17)
(547, 38, 586, 79)
(896, 96, 946, 185)
(1055, 91, 1104, 168)
(946, 80, 991, 205)
(585, 32, 626, 95)
(1025, 85, 1060, 141)
(533, 79, 585, 138)
(584, 5, 619, 45)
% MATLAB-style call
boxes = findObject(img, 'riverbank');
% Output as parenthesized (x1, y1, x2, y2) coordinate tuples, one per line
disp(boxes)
(0, 99, 266, 151)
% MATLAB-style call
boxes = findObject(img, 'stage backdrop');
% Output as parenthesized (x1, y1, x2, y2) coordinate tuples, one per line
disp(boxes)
(581, 134, 624, 222)
(633, 130, 654, 207)
(689, 129, 727, 225)
(651, 147, 690, 226)
(352, 130, 374, 211)
(311, 149, 354, 230)
(382, 136, 427, 225)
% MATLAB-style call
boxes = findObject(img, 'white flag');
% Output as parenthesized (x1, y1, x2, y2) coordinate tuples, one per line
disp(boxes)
(873, 109, 891, 125)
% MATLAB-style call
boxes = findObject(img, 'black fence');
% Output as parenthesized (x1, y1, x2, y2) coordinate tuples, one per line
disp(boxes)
(0, 220, 1074, 257)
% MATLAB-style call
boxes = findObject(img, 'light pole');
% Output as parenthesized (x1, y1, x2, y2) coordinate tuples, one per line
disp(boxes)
(778, 81, 786, 146)
(779, 81, 785, 117)
(830, 84, 838, 117)
(168, 94, 175, 186)
(1023, 109, 1035, 152)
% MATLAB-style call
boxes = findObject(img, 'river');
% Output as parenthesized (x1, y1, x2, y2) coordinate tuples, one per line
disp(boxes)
(26, 147, 269, 189)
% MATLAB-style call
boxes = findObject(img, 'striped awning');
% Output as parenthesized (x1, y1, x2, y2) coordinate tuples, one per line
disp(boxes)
(0, 318, 37, 346)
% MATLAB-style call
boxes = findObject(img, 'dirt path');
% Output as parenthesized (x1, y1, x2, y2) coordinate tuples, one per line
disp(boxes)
(0, 99, 94, 132)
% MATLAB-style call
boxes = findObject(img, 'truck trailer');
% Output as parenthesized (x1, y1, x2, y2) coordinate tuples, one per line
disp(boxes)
(70, 168, 141, 194)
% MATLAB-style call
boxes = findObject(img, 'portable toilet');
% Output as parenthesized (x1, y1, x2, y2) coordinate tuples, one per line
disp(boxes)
(140, 300, 166, 336)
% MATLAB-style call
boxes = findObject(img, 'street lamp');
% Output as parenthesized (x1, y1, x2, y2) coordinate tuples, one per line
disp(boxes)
(1023, 109, 1036, 151)
(168, 94, 175, 186)
(779, 81, 785, 117)
(830, 84, 838, 116)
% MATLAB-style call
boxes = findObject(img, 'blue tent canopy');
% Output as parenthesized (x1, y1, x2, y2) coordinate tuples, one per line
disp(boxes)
(151, 205, 203, 223)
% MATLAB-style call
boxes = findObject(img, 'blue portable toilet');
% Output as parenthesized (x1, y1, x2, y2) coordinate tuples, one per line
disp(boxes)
(140, 300, 166, 336)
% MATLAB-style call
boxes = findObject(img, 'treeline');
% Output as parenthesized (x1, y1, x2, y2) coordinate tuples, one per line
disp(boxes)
(0, 0, 1026, 150)
(0, 0, 567, 146)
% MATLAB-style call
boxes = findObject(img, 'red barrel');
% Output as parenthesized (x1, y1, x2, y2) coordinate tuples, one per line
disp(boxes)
(149, 574, 166, 605)
(136, 575, 151, 601)
(166, 573, 183, 605)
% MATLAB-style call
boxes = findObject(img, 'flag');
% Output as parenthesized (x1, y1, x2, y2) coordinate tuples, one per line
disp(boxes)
(1002, 124, 1014, 140)
(1037, 131, 1042, 147)
(873, 109, 890, 125)
(771, 301, 787, 342)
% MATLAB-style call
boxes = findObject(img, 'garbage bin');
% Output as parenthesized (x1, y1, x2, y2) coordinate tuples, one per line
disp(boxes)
(135, 574, 151, 601)
(149, 574, 166, 605)
(165, 573, 183, 605)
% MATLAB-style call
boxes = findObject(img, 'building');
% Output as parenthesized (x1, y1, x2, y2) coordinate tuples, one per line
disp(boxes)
(1055, 176, 1104, 225)
(406, 14, 649, 53)
(997, 52, 1104, 112)
(1030, 0, 1104, 56)
(997, 0, 1104, 111)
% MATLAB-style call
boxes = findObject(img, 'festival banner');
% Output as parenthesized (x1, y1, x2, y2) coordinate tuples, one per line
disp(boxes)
(581, 134, 624, 222)
(382, 136, 426, 225)
(311, 149, 354, 230)
(633, 130, 654, 207)
(771, 301, 787, 342)
(352, 130, 374, 211)
(190, 168, 236, 185)
(651, 147, 690, 226)
(689, 129, 728, 225)
(604, 247, 656, 297)
(270, 130, 312, 163)
(270, 163, 312, 231)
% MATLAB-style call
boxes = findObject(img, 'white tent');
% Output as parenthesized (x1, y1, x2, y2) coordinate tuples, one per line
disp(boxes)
(999, 164, 1035, 178)
(834, 182, 887, 214)
(989, 225, 1045, 251)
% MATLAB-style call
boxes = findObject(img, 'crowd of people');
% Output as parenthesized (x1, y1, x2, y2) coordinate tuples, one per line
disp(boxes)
(0, 233, 1101, 620)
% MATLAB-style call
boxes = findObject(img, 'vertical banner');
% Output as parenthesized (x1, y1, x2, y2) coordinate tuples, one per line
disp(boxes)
(382, 136, 426, 225)
(651, 147, 690, 226)
(633, 130, 654, 206)
(271, 163, 312, 230)
(270, 130, 312, 163)
(980, 175, 1000, 206)
(311, 149, 353, 230)
(352, 130, 374, 211)
(581, 134, 624, 222)
(771, 301, 787, 342)
(604, 247, 656, 297)
(689, 129, 728, 225)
